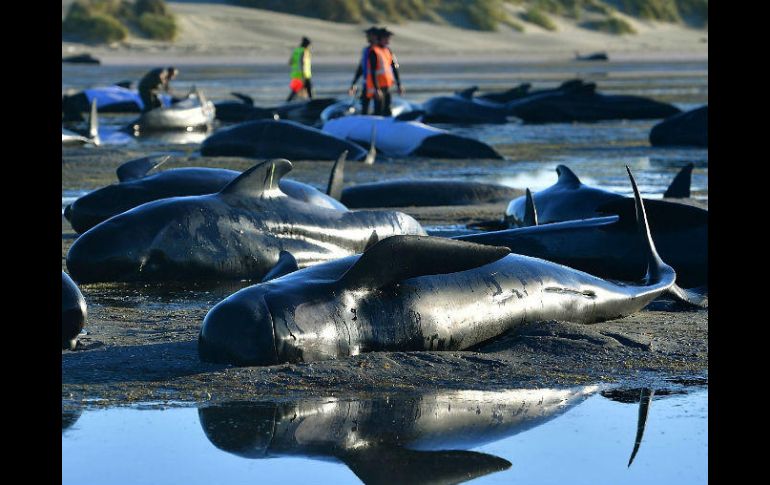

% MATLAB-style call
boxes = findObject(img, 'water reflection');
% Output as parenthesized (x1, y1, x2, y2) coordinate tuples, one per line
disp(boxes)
(199, 386, 598, 484)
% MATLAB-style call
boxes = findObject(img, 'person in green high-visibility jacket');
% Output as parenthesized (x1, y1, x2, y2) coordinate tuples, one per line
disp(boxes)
(287, 37, 312, 102)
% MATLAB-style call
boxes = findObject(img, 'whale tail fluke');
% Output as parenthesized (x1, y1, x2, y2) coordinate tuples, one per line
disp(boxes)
(88, 99, 100, 146)
(523, 188, 538, 227)
(663, 163, 694, 198)
(626, 166, 672, 286)
(364, 125, 376, 165)
(327, 150, 347, 200)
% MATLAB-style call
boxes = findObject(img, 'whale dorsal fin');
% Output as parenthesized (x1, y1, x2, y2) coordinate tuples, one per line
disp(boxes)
(523, 188, 539, 227)
(116, 155, 171, 182)
(326, 150, 347, 200)
(559, 79, 585, 91)
(219, 159, 292, 198)
(339, 235, 510, 290)
(456, 86, 478, 99)
(342, 447, 511, 485)
(363, 230, 379, 251)
(261, 251, 299, 282)
(555, 165, 582, 187)
(231, 92, 254, 105)
(663, 163, 693, 198)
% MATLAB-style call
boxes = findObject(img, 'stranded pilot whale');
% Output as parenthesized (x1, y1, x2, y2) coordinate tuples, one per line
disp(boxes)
(322, 116, 503, 159)
(504, 164, 699, 226)
(199, 386, 598, 484)
(198, 168, 704, 366)
(62, 271, 87, 350)
(66, 159, 424, 283)
(200, 119, 369, 161)
(64, 153, 348, 233)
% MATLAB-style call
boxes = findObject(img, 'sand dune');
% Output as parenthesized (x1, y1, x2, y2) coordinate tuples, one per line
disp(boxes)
(62, 1, 707, 64)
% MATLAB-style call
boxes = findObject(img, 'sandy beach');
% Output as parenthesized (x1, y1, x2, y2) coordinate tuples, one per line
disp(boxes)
(62, 1, 708, 65)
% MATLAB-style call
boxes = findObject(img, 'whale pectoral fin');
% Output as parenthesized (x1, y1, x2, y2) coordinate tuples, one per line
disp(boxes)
(327, 150, 347, 200)
(663, 163, 694, 198)
(340, 235, 510, 290)
(341, 447, 511, 485)
(115, 155, 172, 182)
(261, 251, 299, 282)
(363, 125, 377, 165)
(219, 159, 293, 198)
(88, 99, 100, 145)
(555, 165, 582, 187)
(523, 188, 539, 227)
(664, 284, 708, 308)
(628, 388, 654, 467)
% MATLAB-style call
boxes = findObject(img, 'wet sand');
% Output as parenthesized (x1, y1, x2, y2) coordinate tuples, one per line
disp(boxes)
(61, 148, 707, 407)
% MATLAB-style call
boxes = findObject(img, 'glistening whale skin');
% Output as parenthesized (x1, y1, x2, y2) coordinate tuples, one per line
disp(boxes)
(64, 154, 347, 233)
(200, 119, 369, 161)
(66, 159, 424, 283)
(199, 386, 598, 484)
(198, 168, 703, 366)
(322, 116, 503, 159)
(62, 271, 87, 350)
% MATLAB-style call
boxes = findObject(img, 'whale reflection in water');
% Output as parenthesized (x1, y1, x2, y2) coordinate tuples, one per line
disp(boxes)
(199, 386, 598, 484)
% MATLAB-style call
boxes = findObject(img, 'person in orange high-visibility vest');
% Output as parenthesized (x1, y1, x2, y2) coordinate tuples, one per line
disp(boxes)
(365, 27, 403, 116)
(348, 26, 379, 115)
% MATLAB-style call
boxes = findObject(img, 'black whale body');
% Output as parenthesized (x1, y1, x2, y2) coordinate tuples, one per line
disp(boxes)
(507, 82, 681, 123)
(505, 164, 702, 226)
(214, 95, 337, 125)
(199, 386, 597, 483)
(62, 271, 87, 350)
(341, 180, 523, 208)
(198, 171, 702, 367)
(64, 156, 346, 233)
(457, 211, 707, 289)
(501, 165, 707, 288)
(66, 159, 424, 283)
(201, 120, 369, 161)
(649, 105, 708, 147)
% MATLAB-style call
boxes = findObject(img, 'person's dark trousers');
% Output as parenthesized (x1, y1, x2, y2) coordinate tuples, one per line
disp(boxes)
(140, 91, 161, 112)
(360, 90, 370, 114)
(304, 79, 313, 99)
(373, 87, 392, 116)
